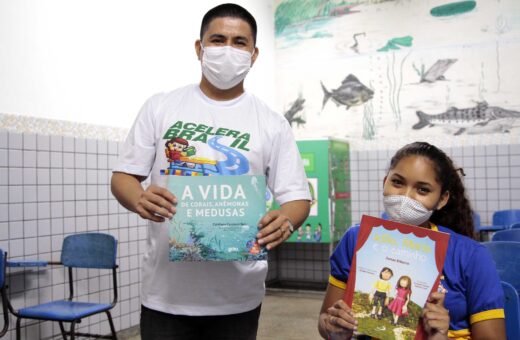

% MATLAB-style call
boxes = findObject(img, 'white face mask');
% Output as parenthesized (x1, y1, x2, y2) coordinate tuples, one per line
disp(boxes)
(201, 45, 254, 90)
(383, 195, 433, 226)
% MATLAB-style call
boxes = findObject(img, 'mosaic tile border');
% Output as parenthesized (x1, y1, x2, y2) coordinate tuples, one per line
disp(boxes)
(0, 113, 129, 141)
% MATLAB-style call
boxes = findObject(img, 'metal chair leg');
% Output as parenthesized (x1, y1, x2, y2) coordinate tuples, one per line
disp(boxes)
(106, 311, 118, 339)
(16, 317, 21, 340)
(69, 320, 77, 340)
(59, 321, 67, 340)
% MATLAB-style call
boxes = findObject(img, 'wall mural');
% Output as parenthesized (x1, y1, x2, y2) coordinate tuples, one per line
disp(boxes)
(274, 0, 520, 142)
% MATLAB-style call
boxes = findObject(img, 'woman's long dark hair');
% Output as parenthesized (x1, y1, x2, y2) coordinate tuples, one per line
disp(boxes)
(388, 142, 476, 239)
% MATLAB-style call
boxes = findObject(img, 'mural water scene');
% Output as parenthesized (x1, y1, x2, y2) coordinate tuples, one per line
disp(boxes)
(275, 0, 520, 143)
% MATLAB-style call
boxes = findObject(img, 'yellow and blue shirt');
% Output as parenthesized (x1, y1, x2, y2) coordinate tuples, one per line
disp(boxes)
(329, 224, 504, 339)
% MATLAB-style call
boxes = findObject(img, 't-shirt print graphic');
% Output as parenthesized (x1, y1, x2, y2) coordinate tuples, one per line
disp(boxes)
(161, 135, 250, 177)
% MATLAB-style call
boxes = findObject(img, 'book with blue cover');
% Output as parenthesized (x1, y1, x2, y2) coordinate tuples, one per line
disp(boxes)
(168, 175, 267, 261)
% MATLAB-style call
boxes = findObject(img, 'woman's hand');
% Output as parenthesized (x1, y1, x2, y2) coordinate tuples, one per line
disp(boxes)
(422, 291, 449, 340)
(319, 299, 357, 340)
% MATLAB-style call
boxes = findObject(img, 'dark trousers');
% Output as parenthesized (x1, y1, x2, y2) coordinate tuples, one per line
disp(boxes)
(140, 304, 262, 340)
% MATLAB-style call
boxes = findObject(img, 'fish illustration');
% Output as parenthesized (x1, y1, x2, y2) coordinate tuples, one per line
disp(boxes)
(284, 95, 306, 127)
(413, 101, 520, 135)
(321, 75, 374, 110)
(421, 59, 457, 83)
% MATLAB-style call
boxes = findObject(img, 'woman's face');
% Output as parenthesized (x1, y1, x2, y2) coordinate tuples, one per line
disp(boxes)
(383, 155, 449, 212)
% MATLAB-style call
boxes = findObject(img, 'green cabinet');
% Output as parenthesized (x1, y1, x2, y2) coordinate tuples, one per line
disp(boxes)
(269, 138, 351, 243)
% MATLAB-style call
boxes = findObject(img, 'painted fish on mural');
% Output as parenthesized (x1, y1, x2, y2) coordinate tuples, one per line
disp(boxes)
(321, 75, 374, 110)
(420, 59, 457, 83)
(413, 101, 520, 135)
(284, 95, 306, 127)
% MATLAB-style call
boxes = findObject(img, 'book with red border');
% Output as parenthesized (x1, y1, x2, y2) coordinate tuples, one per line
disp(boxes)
(343, 215, 450, 340)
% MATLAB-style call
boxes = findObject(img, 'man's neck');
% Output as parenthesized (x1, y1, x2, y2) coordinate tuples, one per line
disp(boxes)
(199, 77, 245, 101)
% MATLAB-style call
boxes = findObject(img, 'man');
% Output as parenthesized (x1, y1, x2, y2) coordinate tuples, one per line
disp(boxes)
(111, 3, 311, 339)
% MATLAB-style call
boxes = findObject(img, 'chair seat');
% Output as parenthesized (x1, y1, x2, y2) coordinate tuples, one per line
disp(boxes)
(19, 300, 112, 321)
(477, 225, 507, 232)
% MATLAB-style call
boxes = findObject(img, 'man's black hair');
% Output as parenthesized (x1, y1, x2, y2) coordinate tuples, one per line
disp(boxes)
(200, 3, 257, 45)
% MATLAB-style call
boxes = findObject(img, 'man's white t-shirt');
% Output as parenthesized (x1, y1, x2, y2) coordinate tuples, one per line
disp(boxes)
(114, 84, 311, 316)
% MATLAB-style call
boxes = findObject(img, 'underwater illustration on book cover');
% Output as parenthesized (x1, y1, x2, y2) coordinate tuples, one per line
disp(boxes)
(168, 175, 267, 261)
(344, 215, 450, 340)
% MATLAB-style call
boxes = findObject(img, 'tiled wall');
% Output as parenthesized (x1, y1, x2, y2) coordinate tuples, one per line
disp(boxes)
(269, 143, 520, 288)
(350, 144, 520, 226)
(0, 129, 147, 339)
(2, 117, 519, 338)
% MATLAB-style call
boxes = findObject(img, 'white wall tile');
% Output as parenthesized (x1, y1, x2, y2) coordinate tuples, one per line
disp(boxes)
(50, 135, 62, 151)
(9, 203, 23, 221)
(75, 153, 87, 168)
(87, 169, 97, 184)
(38, 185, 50, 202)
(63, 185, 75, 201)
(51, 218, 64, 234)
(50, 185, 63, 201)
(9, 221, 23, 238)
(50, 168, 63, 185)
(63, 201, 75, 217)
(9, 185, 23, 203)
(10, 167, 24, 185)
(75, 138, 86, 153)
(9, 238, 24, 256)
(9, 132, 23, 149)
(86, 138, 97, 154)
(24, 237, 38, 255)
(23, 185, 37, 203)
(63, 136, 75, 152)
(0, 150, 7, 168)
(87, 185, 98, 200)
(50, 152, 63, 168)
(87, 154, 97, 169)
(0, 130, 6, 148)
(0, 169, 6, 186)
(23, 220, 39, 237)
(37, 134, 50, 151)
(50, 202, 63, 218)
(75, 169, 86, 184)
(0, 186, 6, 204)
(37, 168, 50, 185)
(24, 202, 37, 220)
(76, 185, 87, 200)
(0, 222, 8, 240)
(63, 168, 75, 184)
(8, 149, 22, 167)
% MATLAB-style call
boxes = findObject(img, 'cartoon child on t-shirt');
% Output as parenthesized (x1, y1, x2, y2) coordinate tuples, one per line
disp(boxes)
(165, 137, 196, 168)
(369, 267, 394, 319)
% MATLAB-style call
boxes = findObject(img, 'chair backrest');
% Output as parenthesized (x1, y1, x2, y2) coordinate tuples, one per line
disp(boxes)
(61, 233, 117, 269)
(493, 209, 520, 228)
(472, 212, 481, 230)
(511, 222, 520, 230)
(492, 229, 520, 242)
(502, 281, 520, 340)
(482, 241, 520, 293)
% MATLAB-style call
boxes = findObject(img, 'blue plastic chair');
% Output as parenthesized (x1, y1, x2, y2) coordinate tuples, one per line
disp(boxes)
(502, 281, 520, 340)
(482, 241, 520, 294)
(0, 250, 9, 337)
(8, 233, 118, 340)
(381, 212, 389, 220)
(492, 229, 520, 242)
(511, 222, 520, 229)
(478, 209, 520, 232)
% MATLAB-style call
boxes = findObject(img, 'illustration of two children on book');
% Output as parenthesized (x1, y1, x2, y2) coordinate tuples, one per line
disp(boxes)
(369, 267, 411, 326)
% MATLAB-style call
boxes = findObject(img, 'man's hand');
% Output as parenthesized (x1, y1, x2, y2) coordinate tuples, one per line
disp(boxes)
(135, 185, 177, 222)
(256, 210, 293, 250)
